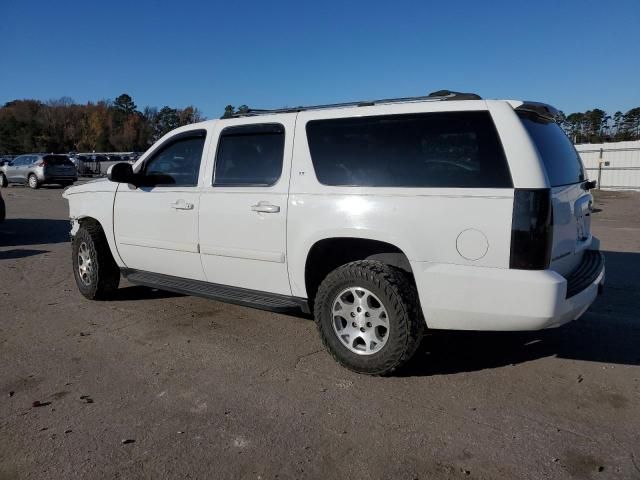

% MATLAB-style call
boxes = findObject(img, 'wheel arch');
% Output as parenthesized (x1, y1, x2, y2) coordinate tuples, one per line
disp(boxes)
(302, 236, 414, 304)
(77, 215, 102, 229)
(72, 214, 125, 268)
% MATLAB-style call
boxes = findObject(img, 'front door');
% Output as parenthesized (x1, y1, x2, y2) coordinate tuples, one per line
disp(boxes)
(113, 130, 208, 280)
(199, 118, 294, 295)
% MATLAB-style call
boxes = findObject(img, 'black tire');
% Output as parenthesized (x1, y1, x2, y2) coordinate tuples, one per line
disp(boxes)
(0, 174, 7, 188)
(72, 223, 120, 300)
(314, 260, 425, 375)
(28, 174, 40, 189)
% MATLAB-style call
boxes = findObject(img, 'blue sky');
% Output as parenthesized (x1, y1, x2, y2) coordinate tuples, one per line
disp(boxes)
(1, 0, 638, 118)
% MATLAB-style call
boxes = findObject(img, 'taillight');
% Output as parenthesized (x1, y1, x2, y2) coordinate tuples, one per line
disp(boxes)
(36, 160, 46, 167)
(509, 188, 553, 270)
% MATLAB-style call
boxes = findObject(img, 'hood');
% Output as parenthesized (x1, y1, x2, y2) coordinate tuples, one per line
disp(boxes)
(62, 178, 117, 198)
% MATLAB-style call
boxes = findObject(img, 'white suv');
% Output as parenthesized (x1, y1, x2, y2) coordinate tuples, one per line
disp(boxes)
(63, 91, 605, 375)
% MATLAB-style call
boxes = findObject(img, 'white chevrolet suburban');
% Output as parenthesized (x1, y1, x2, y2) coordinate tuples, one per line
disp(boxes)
(63, 90, 605, 375)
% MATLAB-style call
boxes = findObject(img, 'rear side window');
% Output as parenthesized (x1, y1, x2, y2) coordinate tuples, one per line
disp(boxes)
(214, 124, 284, 186)
(306, 111, 512, 188)
(519, 113, 585, 187)
(43, 155, 73, 166)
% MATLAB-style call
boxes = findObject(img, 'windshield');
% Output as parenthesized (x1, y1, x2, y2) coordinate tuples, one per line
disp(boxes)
(519, 113, 585, 187)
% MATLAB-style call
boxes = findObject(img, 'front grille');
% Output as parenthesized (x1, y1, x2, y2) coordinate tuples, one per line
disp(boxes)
(565, 250, 605, 298)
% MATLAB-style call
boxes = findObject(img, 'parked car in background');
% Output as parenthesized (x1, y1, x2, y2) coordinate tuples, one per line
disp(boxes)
(0, 154, 77, 189)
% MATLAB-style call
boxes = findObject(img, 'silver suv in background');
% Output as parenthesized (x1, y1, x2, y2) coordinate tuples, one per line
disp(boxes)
(0, 154, 77, 189)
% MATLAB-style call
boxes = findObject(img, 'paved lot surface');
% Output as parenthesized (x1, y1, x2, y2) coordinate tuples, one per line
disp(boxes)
(1, 184, 639, 480)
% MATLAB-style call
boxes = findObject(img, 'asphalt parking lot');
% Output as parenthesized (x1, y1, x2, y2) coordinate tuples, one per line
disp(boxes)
(1, 184, 639, 480)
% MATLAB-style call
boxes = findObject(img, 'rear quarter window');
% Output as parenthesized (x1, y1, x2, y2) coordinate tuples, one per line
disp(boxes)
(305, 111, 512, 188)
(518, 113, 585, 187)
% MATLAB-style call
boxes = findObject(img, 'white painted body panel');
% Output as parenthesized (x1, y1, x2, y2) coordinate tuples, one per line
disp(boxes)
(198, 115, 294, 295)
(547, 184, 592, 276)
(113, 184, 204, 280)
(286, 190, 515, 297)
(412, 260, 604, 330)
(286, 101, 520, 296)
(63, 99, 604, 332)
(62, 178, 125, 267)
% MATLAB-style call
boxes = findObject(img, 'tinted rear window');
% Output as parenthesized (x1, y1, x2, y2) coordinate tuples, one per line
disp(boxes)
(214, 124, 284, 186)
(306, 111, 512, 188)
(44, 155, 73, 166)
(519, 113, 585, 187)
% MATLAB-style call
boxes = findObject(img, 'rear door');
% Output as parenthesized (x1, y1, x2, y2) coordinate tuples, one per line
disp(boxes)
(198, 117, 294, 295)
(518, 112, 591, 276)
(17, 156, 33, 182)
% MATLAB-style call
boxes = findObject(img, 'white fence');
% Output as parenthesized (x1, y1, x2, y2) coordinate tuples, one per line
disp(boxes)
(576, 140, 640, 190)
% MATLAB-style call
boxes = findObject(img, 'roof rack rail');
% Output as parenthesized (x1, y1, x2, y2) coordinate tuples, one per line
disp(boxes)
(222, 90, 482, 118)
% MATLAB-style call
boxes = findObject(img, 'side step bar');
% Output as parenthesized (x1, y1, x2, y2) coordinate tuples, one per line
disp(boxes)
(121, 269, 310, 314)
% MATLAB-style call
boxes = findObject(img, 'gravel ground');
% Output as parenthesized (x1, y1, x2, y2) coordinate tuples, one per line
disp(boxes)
(0, 184, 639, 480)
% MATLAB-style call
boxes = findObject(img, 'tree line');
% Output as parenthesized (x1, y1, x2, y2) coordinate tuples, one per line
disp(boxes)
(0, 94, 204, 154)
(557, 107, 640, 144)
(1, 94, 639, 155)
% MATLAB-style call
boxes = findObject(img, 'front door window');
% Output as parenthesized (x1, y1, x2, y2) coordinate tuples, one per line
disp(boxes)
(141, 134, 206, 187)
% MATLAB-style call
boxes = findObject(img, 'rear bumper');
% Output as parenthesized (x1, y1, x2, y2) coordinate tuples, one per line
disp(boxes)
(412, 250, 605, 331)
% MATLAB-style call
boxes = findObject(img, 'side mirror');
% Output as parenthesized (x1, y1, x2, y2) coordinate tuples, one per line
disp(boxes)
(108, 162, 135, 184)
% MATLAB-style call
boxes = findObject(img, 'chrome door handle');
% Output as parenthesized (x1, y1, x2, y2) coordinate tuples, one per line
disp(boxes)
(171, 200, 194, 210)
(251, 202, 280, 213)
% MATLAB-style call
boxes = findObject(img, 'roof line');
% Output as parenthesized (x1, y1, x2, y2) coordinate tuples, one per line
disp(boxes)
(221, 90, 482, 118)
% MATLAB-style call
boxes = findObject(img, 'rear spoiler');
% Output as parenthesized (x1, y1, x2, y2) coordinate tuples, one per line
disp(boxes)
(515, 101, 560, 122)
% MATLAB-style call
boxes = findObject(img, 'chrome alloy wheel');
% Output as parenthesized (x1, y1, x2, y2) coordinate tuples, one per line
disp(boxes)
(332, 287, 390, 355)
(77, 242, 93, 285)
(28, 175, 38, 188)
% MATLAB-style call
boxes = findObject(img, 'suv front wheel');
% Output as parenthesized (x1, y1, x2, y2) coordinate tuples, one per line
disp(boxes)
(72, 223, 120, 299)
(314, 260, 424, 375)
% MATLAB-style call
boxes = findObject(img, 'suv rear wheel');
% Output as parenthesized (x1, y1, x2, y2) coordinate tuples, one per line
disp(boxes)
(314, 260, 424, 375)
(28, 174, 39, 189)
(72, 223, 120, 299)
